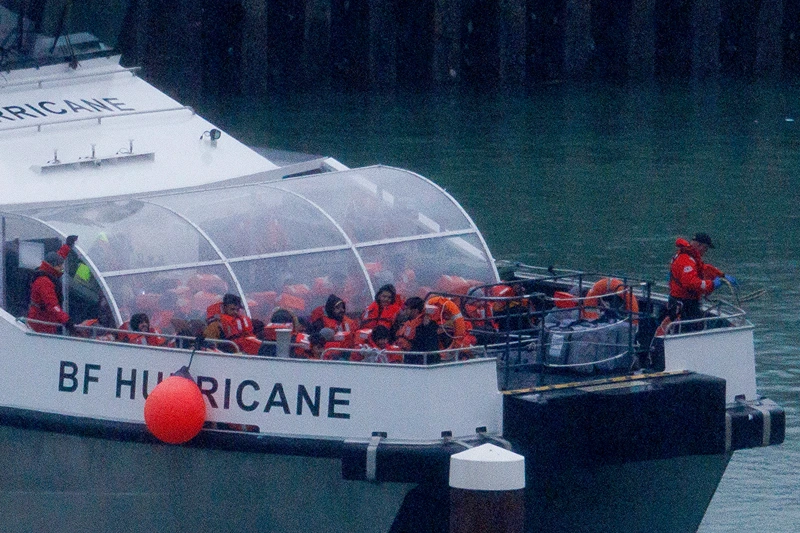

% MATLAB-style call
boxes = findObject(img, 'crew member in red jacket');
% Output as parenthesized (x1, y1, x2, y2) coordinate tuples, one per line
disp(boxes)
(27, 236, 77, 334)
(668, 233, 737, 325)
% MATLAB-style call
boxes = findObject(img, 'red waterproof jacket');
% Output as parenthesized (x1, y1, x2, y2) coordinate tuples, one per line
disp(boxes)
(669, 239, 724, 300)
(27, 262, 70, 334)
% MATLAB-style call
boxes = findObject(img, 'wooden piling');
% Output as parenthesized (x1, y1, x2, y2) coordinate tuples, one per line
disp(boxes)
(691, 0, 720, 78)
(754, 0, 784, 78)
(499, 0, 527, 86)
(628, 0, 656, 79)
(563, 0, 592, 79)
(241, 0, 269, 95)
(368, 0, 398, 89)
(129, 0, 800, 94)
(449, 443, 526, 533)
(433, 0, 463, 86)
(304, 0, 333, 87)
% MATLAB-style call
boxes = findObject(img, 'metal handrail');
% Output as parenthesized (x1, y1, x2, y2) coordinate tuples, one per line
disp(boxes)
(19, 317, 241, 353)
(0, 105, 195, 134)
(661, 311, 748, 335)
(0, 66, 140, 90)
(319, 345, 489, 365)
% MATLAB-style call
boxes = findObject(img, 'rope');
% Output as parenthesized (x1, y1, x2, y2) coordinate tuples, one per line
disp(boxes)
(708, 278, 766, 308)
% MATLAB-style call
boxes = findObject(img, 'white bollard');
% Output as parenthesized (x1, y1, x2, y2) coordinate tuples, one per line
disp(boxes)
(449, 443, 526, 533)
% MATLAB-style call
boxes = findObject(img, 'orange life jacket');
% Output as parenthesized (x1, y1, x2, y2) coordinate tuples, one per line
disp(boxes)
(360, 300, 403, 330)
(426, 295, 471, 351)
(581, 278, 639, 324)
(352, 334, 403, 363)
(220, 313, 262, 354)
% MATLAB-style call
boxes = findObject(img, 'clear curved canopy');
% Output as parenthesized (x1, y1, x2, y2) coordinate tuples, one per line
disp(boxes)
(1, 166, 499, 329)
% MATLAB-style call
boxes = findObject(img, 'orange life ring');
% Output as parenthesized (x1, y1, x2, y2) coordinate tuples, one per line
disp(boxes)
(426, 295, 468, 350)
(581, 278, 639, 323)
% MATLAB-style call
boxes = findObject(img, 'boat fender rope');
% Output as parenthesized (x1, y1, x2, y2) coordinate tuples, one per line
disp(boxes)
(366, 431, 386, 482)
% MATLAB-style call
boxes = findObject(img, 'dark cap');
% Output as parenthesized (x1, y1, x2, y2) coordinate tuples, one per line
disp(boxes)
(222, 293, 242, 307)
(45, 251, 64, 267)
(693, 232, 715, 249)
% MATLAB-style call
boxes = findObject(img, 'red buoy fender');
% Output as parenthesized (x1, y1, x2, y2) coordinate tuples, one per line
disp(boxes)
(144, 375, 206, 444)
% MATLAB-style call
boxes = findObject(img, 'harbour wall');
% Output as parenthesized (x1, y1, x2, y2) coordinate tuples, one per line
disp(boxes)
(122, 0, 798, 97)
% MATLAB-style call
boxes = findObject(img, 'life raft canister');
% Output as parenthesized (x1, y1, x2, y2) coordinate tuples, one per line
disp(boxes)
(581, 278, 639, 322)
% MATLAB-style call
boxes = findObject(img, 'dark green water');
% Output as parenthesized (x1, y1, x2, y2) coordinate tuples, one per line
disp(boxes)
(201, 81, 800, 532)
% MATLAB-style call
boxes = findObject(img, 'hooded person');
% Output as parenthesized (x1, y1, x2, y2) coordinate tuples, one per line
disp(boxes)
(121, 313, 167, 346)
(312, 294, 358, 347)
(27, 236, 78, 334)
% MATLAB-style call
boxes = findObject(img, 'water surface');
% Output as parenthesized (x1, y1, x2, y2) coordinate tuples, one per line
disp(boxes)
(201, 81, 800, 532)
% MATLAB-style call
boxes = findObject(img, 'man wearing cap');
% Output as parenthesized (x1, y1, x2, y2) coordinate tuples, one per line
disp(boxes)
(668, 232, 736, 325)
(27, 236, 78, 334)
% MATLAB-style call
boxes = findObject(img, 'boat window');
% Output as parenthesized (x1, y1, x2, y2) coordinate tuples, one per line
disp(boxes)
(229, 249, 371, 323)
(29, 200, 220, 272)
(1, 214, 63, 318)
(358, 234, 496, 297)
(0, 0, 128, 69)
(149, 186, 348, 258)
(103, 264, 237, 328)
(274, 167, 473, 244)
(3, 166, 498, 328)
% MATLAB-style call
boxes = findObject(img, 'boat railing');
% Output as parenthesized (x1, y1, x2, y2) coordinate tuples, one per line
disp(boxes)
(0, 105, 195, 134)
(18, 317, 242, 353)
(660, 304, 749, 336)
(318, 345, 490, 365)
(16, 316, 489, 366)
(0, 66, 141, 90)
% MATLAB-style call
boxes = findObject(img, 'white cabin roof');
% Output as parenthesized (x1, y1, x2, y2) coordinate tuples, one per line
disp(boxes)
(0, 56, 279, 208)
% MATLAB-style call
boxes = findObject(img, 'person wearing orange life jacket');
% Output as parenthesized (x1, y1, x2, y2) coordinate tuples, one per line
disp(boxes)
(120, 313, 167, 346)
(261, 308, 298, 340)
(202, 300, 229, 350)
(361, 284, 403, 331)
(259, 308, 306, 357)
(293, 332, 327, 359)
(425, 295, 476, 355)
(394, 297, 439, 364)
(351, 325, 403, 363)
(27, 236, 77, 334)
(312, 294, 358, 347)
(667, 233, 737, 328)
(464, 284, 526, 332)
(218, 293, 267, 355)
(75, 318, 116, 341)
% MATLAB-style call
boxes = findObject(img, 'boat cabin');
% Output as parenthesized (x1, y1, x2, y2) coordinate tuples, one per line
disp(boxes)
(0, 166, 499, 335)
